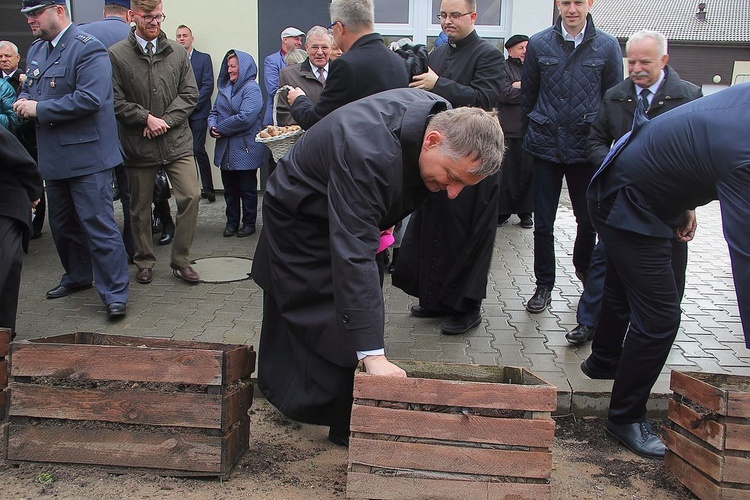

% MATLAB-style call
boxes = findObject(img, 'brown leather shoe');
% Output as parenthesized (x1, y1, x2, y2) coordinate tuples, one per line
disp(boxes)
(170, 263, 200, 283)
(135, 267, 153, 284)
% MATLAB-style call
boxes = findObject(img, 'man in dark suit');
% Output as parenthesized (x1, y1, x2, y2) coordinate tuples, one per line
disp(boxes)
(275, 26, 330, 126)
(583, 83, 750, 458)
(14, 0, 129, 318)
(177, 24, 215, 202)
(0, 41, 24, 91)
(287, 0, 409, 130)
(0, 127, 43, 337)
(566, 30, 702, 345)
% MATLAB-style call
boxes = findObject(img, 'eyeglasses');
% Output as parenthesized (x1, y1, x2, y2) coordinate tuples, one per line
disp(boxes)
(308, 45, 331, 52)
(436, 12, 473, 20)
(132, 11, 166, 24)
(327, 20, 345, 33)
(23, 5, 56, 19)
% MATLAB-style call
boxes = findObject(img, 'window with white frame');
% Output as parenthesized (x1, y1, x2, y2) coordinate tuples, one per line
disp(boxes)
(374, 0, 509, 50)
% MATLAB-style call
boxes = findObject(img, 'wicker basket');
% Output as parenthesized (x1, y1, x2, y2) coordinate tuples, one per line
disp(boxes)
(255, 86, 304, 162)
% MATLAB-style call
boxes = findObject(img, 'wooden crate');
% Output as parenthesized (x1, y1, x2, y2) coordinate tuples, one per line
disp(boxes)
(5, 332, 255, 478)
(0, 328, 10, 419)
(663, 371, 750, 500)
(347, 361, 557, 500)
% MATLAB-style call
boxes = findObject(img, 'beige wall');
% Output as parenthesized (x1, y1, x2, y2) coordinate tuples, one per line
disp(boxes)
(161, 0, 261, 188)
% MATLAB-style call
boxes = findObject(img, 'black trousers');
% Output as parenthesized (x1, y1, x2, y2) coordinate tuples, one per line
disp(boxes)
(190, 118, 214, 193)
(0, 216, 23, 335)
(588, 199, 682, 424)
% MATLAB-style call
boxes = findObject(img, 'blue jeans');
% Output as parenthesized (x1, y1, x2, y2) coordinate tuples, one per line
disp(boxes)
(532, 157, 597, 289)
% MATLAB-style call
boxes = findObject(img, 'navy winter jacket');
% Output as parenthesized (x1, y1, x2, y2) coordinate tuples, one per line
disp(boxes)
(208, 50, 265, 171)
(521, 15, 623, 164)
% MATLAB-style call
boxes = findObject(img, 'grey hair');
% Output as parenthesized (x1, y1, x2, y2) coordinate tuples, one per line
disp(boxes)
(429, 107, 505, 176)
(626, 30, 668, 57)
(0, 41, 19, 55)
(306, 25, 332, 43)
(284, 49, 308, 65)
(330, 0, 374, 32)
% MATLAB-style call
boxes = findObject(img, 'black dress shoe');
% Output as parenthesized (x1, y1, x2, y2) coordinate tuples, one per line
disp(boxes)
(46, 283, 92, 299)
(606, 419, 666, 459)
(580, 358, 616, 380)
(526, 286, 551, 313)
(519, 213, 533, 229)
(237, 225, 256, 238)
(441, 309, 481, 335)
(152, 216, 162, 234)
(410, 305, 452, 318)
(566, 323, 595, 344)
(223, 225, 238, 237)
(328, 426, 349, 447)
(106, 302, 127, 318)
(201, 189, 216, 203)
(158, 223, 175, 245)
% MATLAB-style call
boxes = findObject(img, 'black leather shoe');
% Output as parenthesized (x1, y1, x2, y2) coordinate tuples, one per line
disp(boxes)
(223, 225, 238, 237)
(519, 213, 533, 229)
(566, 323, 595, 344)
(441, 309, 481, 335)
(152, 215, 162, 234)
(201, 189, 216, 203)
(388, 248, 399, 274)
(580, 358, 616, 380)
(410, 305, 451, 318)
(237, 225, 256, 238)
(46, 283, 92, 299)
(328, 426, 349, 447)
(526, 287, 551, 313)
(158, 223, 174, 245)
(106, 302, 127, 318)
(606, 419, 666, 459)
(497, 214, 510, 226)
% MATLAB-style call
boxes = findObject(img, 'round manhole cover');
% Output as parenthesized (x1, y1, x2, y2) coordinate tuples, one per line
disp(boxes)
(191, 257, 253, 283)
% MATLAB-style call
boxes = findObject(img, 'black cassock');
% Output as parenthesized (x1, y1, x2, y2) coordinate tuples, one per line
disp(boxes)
(393, 31, 506, 313)
(252, 89, 447, 429)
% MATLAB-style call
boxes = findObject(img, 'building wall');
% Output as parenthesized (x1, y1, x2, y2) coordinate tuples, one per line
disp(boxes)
(667, 44, 750, 88)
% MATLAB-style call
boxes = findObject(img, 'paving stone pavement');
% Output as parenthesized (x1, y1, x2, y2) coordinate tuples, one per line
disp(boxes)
(14, 189, 750, 416)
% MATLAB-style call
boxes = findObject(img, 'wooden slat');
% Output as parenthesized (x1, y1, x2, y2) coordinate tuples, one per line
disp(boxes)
(727, 391, 750, 418)
(0, 327, 11, 356)
(221, 417, 250, 476)
(0, 359, 7, 388)
(31, 332, 237, 353)
(350, 405, 554, 447)
(7, 424, 224, 473)
(223, 346, 256, 383)
(666, 451, 750, 500)
(665, 450, 721, 500)
(348, 437, 551, 479)
(671, 371, 727, 415)
(663, 427, 722, 481)
(346, 472, 550, 500)
(10, 344, 224, 385)
(724, 455, 750, 485)
(353, 373, 556, 412)
(9, 383, 223, 428)
(668, 398, 726, 450)
(725, 422, 750, 452)
(222, 383, 253, 432)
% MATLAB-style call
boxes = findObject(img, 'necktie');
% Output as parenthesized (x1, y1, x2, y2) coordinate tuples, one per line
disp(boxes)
(638, 88, 651, 113)
(317, 68, 326, 85)
(146, 41, 154, 58)
(47, 42, 54, 58)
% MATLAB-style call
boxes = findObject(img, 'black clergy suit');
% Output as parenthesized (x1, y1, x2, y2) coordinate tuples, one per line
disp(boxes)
(393, 30, 505, 317)
(585, 83, 750, 426)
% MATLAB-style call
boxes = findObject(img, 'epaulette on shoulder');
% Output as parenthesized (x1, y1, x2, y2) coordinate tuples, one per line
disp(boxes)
(75, 33, 93, 43)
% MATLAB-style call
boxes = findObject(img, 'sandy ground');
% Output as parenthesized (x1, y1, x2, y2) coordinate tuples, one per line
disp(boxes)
(0, 402, 694, 499)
